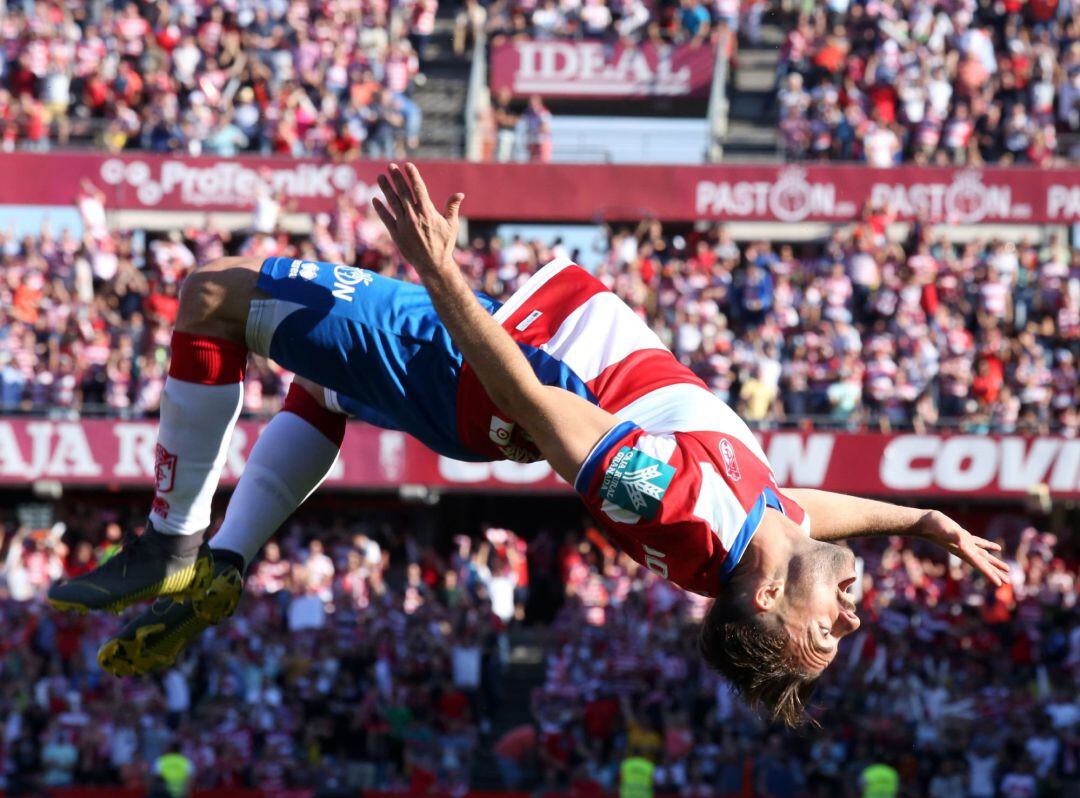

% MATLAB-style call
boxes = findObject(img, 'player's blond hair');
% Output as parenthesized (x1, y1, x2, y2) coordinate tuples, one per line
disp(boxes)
(698, 579, 819, 728)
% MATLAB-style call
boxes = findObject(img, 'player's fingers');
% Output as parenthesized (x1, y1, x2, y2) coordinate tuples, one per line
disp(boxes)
(954, 547, 999, 586)
(388, 163, 418, 210)
(967, 540, 1009, 570)
(967, 552, 1001, 585)
(444, 192, 465, 224)
(377, 174, 407, 220)
(404, 163, 432, 209)
(372, 197, 396, 232)
(965, 544, 1008, 576)
(973, 537, 1002, 551)
(976, 552, 1008, 584)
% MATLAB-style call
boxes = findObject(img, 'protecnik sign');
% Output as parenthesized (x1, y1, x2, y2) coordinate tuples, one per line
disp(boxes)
(2, 152, 1080, 224)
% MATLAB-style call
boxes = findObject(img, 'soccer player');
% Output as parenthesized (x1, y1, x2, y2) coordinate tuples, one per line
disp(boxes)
(47, 165, 1007, 725)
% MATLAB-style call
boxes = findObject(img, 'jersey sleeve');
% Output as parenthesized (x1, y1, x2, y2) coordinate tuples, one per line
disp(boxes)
(573, 422, 811, 596)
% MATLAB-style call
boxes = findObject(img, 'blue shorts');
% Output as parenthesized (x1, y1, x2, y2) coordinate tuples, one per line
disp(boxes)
(246, 257, 501, 461)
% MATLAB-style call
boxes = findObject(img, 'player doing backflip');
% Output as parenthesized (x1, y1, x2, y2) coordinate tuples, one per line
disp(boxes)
(48, 165, 1008, 726)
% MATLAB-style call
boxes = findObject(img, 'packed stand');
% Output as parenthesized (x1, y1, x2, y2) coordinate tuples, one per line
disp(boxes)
(774, 0, 1080, 165)
(479, 0, 747, 44)
(0, 503, 528, 794)
(1, 497, 1078, 795)
(3, 187, 1078, 434)
(517, 512, 1080, 798)
(0, 0, 435, 159)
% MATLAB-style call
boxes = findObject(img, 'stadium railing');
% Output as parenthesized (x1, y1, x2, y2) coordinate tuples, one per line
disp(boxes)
(465, 29, 490, 162)
(706, 26, 732, 162)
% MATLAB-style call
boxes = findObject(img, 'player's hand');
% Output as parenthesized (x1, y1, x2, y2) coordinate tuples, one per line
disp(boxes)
(915, 510, 1010, 586)
(372, 162, 464, 279)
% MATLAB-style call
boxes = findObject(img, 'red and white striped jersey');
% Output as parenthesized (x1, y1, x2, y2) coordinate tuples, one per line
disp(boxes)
(456, 258, 809, 597)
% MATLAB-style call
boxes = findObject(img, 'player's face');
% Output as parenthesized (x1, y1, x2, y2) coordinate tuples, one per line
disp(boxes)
(780, 541, 861, 673)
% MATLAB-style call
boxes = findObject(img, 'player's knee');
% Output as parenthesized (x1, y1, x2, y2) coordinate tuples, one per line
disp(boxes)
(176, 257, 261, 340)
(290, 376, 329, 409)
(284, 377, 347, 446)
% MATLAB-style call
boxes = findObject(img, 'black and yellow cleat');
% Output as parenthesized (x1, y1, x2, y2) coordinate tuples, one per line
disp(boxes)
(47, 524, 212, 615)
(97, 556, 243, 677)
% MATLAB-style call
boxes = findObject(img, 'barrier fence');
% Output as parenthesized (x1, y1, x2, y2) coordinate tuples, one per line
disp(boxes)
(0, 791, 755, 798)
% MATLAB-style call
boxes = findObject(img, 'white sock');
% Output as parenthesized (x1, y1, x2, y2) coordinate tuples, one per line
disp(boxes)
(150, 377, 244, 536)
(210, 411, 341, 566)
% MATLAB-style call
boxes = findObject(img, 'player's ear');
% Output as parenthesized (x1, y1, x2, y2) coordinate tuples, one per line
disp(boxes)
(752, 578, 785, 613)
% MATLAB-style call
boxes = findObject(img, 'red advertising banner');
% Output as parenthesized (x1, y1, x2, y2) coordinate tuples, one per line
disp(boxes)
(489, 39, 716, 99)
(1, 419, 1077, 499)
(7, 791, 705, 798)
(1, 152, 1078, 225)
(0, 418, 567, 492)
(37, 791, 316, 798)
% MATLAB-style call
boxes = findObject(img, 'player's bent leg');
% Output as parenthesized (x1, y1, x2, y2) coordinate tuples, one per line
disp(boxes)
(99, 377, 346, 676)
(207, 375, 344, 572)
(48, 258, 264, 616)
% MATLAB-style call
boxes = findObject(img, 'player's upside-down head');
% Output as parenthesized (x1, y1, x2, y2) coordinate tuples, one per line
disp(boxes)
(698, 509, 861, 727)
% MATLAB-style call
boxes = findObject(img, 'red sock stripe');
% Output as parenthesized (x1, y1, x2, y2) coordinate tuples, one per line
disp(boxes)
(168, 331, 248, 385)
(283, 383, 346, 447)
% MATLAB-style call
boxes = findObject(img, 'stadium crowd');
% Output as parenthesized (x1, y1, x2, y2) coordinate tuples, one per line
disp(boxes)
(0, 498, 1077, 796)
(2, 188, 1078, 435)
(6, 0, 1080, 167)
(481, 0, 741, 44)
(0, 503, 521, 795)
(523, 510, 1080, 798)
(0, 0, 432, 158)
(775, 0, 1080, 165)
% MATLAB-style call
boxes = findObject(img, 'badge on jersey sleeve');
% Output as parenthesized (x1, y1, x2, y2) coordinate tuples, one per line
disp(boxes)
(600, 446, 676, 520)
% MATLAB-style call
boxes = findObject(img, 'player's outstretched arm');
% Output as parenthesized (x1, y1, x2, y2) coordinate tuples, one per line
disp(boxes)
(785, 488, 1009, 586)
(373, 163, 620, 484)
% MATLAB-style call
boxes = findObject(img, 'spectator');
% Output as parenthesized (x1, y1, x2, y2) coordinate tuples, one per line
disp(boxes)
(493, 724, 535, 790)
(677, 0, 711, 44)
(927, 758, 965, 798)
(1000, 758, 1038, 798)
(967, 739, 999, 798)
(40, 726, 79, 787)
(367, 90, 406, 160)
(858, 756, 899, 798)
(152, 742, 193, 798)
(739, 365, 778, 424)
(619, 753, 655, 798)
(523, 95, 553, 164)
(492, 88, 519, 163)
(757, 735, 805, 798)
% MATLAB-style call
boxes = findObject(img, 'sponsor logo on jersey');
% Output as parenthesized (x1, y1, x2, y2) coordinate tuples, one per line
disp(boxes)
(288, 260, 320, 281)
(515, 310, 544, 332)
(488, 416, 541, 463)
(719, 438, 741, 482)
(600, 446, 675, 520)
(331, 265, 373, 302)
(489, 416, 514, 445)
